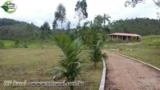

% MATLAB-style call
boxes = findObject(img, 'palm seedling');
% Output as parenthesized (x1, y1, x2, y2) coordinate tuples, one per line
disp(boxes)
(90, 40, 103, 68)
(51, 34, 82, 90)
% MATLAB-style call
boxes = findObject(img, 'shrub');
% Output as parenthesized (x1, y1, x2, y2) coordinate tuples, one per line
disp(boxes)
(0, 41, 4, 48)
(14, 40, 20, 48)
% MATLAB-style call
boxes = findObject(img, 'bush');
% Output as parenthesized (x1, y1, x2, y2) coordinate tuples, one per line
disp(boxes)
(0, 41, 4, 48)
(14, 40, 20, 48)
(102, 52, 108, 60)
(90, 40, 103, 68)
(23, 42, 28, 48)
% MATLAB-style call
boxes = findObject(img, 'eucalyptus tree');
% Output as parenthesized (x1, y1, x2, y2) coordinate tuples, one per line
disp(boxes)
(124, 0, 160, 18)
(52, 19, 57, 30)
(52, 34, 82, 90)
(125, 0, 160, 7)
(53, 4, 66, 29)
(75, 0, 88, 27)
(67, 21, 71, 30)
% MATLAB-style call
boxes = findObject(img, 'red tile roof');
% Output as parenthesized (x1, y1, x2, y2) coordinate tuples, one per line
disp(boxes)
(109, 33, 141, 37)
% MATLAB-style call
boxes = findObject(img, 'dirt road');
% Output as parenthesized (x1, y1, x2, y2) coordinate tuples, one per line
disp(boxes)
(105, 51, 160, 90)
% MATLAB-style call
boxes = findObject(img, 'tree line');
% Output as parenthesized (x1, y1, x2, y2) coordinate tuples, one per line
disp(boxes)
(0, 17, 159, 41)
(109, 18, 160, 35)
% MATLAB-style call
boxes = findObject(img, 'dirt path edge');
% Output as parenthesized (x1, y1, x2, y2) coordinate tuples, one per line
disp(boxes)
(115, 52, 160, 72)
(99, 59, 107, 90)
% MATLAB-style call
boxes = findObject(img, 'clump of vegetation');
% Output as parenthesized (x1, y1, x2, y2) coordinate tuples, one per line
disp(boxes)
(90, 40, 103, 68)
(51, 33, 82, 90)
(0, 41, 4, 48)
(40, 22, 51, 40)
(77, 14, 110, 68)
(14, 40, 19, 48)
(109, 18, 160, 35)
(102, 52, 108, 60)
(23, 42, 28, 48)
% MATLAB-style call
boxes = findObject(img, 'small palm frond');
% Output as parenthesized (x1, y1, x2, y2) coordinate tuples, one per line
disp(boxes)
(50, 66, 67, 78)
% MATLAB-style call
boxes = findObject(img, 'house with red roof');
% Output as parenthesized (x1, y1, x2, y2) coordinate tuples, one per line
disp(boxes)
(109, 33, 141, 42)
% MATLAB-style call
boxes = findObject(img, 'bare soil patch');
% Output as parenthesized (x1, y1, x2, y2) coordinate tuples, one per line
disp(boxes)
(105, 51, 160, 90)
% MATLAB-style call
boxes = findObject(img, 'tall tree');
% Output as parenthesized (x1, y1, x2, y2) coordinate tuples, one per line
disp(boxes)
(75, 0, 88, 27)
(53, 4, 66, 29)
(93, 15, 104, 28)
(40, 22, 51, 39)
(125, 0, 160, 7)
(52, 19, 57, 30)
(67, 21, 71, 30)
(94, 14, 110, 28)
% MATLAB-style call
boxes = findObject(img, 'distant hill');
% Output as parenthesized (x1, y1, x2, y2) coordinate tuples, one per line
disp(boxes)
(0, 18, 40, 40)
(0, 18, 21, 26)
(0, 18, 160, 40)
(109, 18, 160, 35)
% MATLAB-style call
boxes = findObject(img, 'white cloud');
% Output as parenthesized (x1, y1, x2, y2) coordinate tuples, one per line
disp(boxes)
(0, 0, 159, 27)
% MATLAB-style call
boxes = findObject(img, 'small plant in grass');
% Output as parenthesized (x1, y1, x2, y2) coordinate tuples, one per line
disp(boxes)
(14, 40, 20, 48)
(84, 30, 104, 68)
(22, 41, 28, 48)
(51, 34, 82, 90)
(90, 40, 103, 68)
(0, 41, 4, 48)
(102, 52, 108, 60)
(24, 43, 28, 48)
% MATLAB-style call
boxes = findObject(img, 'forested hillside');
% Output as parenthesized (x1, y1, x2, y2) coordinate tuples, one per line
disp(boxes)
(0, 18, 40, 40)
(0, 18, 160, 41)
(110, 18, 160, 35)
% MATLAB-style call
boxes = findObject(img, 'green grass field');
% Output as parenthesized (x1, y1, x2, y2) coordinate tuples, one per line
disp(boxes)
(104, 35, 160, 68)
(0, 45, 102, 90)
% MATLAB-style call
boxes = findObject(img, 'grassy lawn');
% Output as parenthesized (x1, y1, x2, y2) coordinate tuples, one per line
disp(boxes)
(104, 35, 160, 68)
(0, 40, 56, 48)
(0, 45, 102, 90)
(0, 40, 15, 48)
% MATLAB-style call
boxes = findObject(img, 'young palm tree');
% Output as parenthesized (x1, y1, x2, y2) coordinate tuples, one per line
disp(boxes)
(51, 34, 82, 90)
(90, 39, 103, 68)
(78, 26, 104, 68)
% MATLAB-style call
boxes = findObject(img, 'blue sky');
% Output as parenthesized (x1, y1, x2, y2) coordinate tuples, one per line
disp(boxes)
(0, 0, 159, 27)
